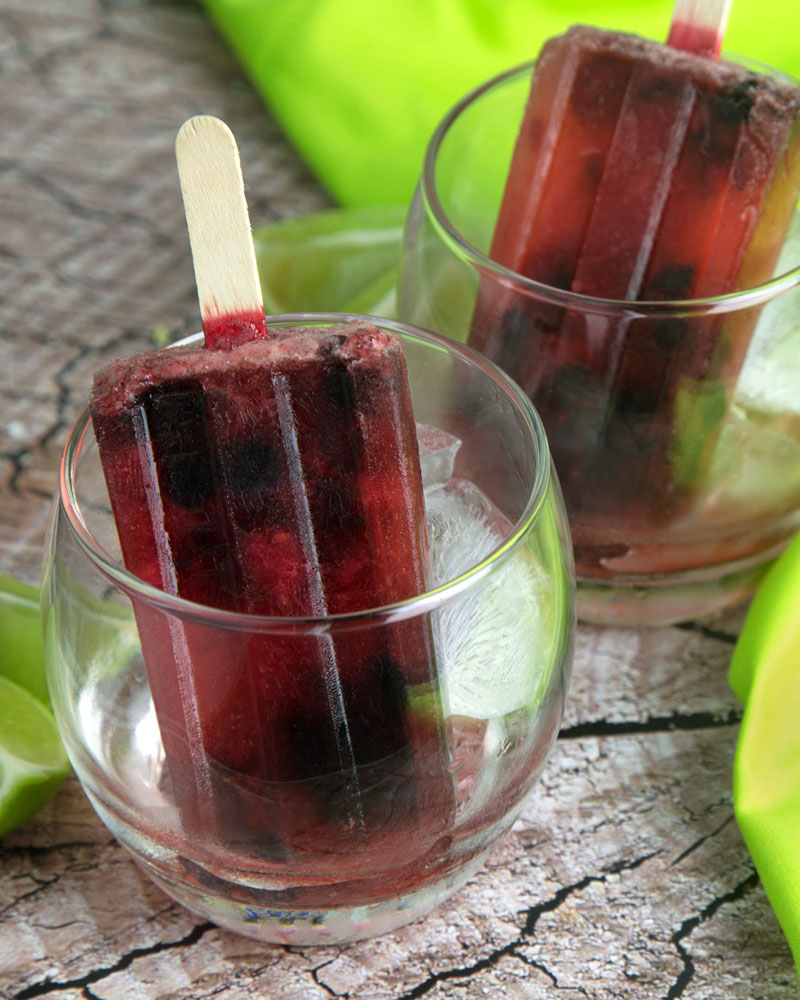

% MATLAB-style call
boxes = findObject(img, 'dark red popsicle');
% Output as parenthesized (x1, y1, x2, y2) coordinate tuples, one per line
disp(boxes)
(469, 26, 800, 560)
(90, 321, 453, 870)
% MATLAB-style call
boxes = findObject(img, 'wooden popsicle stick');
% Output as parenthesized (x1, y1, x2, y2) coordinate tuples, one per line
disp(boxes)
(175, 115, 268, 349)
(667, 0, 733, 58)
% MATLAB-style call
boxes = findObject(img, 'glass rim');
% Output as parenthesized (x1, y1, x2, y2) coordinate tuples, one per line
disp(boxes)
(421, 57, 800, 318)
(59, 312, 555, 632)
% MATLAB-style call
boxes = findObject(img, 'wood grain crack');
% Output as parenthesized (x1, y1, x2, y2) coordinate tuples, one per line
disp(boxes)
(664, 871, 760, 998)
(670, 815, 735, 867)
(559, 708, 741, 740)
(310, 963, 341, 999)
(23, 171, 175, 250)
(1, 873, 60, 918)
(0, 10, 34, 71)
(11, 921, 215, 999)
(676, 622, 738, 646)
(392, 853, 658, 999)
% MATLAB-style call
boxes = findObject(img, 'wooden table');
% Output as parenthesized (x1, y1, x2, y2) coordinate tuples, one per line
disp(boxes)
(1, 2, 796, 997)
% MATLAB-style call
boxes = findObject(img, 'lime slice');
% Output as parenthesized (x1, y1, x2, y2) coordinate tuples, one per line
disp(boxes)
(0, 573, 49, 706)
(0, 675, 70, 836)
(253, 204, 405, 317)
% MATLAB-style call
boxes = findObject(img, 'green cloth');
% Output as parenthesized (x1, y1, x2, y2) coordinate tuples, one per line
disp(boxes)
(201, 0, 800, 207)
(731, 532, 800, 977)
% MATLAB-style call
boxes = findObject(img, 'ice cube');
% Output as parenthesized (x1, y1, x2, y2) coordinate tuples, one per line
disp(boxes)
(424, 478, 556, 720)
(416, 424, 462, 486)
(735, 210, 800, 417)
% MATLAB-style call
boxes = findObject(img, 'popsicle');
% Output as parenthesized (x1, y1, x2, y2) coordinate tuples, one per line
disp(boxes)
(468, 15, 800, 555)
(90, 117, 453, 872)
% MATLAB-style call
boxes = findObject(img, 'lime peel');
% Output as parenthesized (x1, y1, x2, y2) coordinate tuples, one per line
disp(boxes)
(0, 573, 49, 706)
(0, 675, 70, 837)
(253, 205, 405, 317)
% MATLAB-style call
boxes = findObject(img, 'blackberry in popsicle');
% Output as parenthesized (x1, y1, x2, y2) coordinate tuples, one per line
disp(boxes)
(468, 9, 800, 567)
(89, 117, 453, 874)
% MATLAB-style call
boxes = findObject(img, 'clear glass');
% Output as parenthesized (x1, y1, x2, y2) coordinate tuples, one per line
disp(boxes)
(42, 314, 574, 945)
(398, 60, 800, 626)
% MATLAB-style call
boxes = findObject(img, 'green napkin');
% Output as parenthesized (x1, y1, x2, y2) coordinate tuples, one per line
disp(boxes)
(201, 0, 799, 207)
(731, 531, 800, 977)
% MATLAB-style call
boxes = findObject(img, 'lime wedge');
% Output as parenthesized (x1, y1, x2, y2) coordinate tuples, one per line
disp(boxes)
(0, 573, 49, 706)
(0, 675, 70, 836)
(253, 205, 406, 317)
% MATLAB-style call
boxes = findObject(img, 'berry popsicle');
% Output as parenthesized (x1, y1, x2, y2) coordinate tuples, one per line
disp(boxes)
(468, 17, 800, 562)
(90, 117, 453, 872)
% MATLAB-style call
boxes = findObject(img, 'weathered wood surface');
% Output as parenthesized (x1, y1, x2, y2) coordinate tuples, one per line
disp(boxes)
(0, 1, 796, 997)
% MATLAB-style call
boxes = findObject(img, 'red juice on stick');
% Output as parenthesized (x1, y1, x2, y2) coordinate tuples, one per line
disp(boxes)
(667, 0, 732, 58)
(469, 25, 800, 570)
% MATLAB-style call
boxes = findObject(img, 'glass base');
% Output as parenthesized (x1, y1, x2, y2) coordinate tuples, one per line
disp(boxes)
(137, 851, 489, 945)
(85, 770, 529, 946)
(576, 550, 779, 627)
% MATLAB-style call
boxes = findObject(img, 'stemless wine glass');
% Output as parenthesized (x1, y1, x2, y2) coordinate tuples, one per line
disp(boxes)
(41, 313, 574, 946)
(398, 60, 800, 626)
